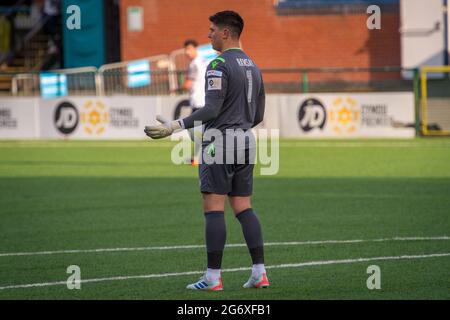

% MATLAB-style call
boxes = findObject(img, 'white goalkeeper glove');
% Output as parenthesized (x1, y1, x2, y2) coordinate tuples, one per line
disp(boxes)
(144, 115, 182, 139)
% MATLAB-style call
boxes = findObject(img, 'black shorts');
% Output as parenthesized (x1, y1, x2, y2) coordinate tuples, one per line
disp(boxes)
(199, 147, 254, 196)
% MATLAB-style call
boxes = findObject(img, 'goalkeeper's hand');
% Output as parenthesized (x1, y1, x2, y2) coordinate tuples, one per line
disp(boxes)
(144, 115, 182, 139)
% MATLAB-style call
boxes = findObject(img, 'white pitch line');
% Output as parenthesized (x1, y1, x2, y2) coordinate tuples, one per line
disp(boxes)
(0, 252, 449, 291)
(0, 236, 449, 258)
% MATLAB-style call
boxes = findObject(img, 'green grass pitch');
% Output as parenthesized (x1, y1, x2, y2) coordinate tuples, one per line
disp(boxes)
(0, 139, 449, 300)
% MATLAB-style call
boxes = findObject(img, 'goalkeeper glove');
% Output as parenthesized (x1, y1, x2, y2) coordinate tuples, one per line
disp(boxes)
(144, 115, 182, 139)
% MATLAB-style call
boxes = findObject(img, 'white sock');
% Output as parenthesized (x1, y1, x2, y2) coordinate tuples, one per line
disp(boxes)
(206, 268, 221, 282)
(252, 264, 266, 277)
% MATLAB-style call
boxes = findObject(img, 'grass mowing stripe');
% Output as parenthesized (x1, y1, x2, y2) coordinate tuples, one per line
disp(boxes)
(0, 236, 448, 258)
(1, 144, 449, 149)
(1, 252, 449, 291)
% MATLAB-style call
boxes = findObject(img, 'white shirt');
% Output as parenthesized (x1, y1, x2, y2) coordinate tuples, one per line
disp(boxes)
(187, 56, 207, 108)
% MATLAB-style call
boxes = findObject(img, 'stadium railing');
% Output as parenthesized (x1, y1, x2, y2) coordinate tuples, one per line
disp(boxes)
(11, 66, 98, 96)
(262, 66, 413, 93)
(98, 55, 171, 96)
(6, 65, 416, 96)
(168, 48, 192, 94)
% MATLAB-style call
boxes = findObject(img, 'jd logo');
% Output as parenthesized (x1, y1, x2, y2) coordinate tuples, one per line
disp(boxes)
(298, 98, 326, 132)
(55, 101, 79, 135)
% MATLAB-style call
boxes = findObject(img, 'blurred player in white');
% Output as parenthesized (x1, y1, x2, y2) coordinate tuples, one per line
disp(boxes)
(182, 39, 208, 166)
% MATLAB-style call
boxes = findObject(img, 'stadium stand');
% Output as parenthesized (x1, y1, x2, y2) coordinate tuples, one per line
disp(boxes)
(0, 0, 59, 94)
(276, 0, 399, 15)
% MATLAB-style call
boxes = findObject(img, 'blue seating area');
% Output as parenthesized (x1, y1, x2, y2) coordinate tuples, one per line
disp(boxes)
(0, 6, 30, 16)
(277, 0, 399, 7)
(276, 0, 399, 14)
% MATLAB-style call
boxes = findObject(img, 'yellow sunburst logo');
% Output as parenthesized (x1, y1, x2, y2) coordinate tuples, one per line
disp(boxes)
(328, 97, 360, 134)
(80, 100, 109, 135)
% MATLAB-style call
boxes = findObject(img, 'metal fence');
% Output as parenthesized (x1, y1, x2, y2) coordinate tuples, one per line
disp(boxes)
(262, 66, 415, 93)
(98, 55, 171, 96)
(5, 65, 417, 97)
(168, 48, 192, 93)
(11, 66, 98, 96)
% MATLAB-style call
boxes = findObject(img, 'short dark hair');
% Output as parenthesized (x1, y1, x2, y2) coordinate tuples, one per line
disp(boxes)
(209, 10, 244, 39)
(184, 39, 198, 47)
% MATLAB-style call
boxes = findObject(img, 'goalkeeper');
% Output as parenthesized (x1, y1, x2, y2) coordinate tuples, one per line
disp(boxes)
(145, 10, 268, 291)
